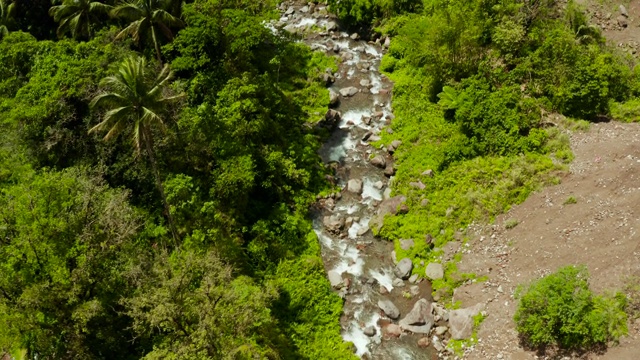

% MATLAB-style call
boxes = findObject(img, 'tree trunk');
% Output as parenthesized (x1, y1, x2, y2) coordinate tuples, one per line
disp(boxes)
(151, 26, 162, 63)
(142, 125, 178, 243)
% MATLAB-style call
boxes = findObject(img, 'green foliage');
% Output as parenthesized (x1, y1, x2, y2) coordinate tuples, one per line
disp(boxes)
(326, 0, 422, 26)
(0, 167, 145, 359)
(610, 98, 640, 122)
(514, 266, 628, 349)
(564, 196, 577, 205)
(49, 0, 112, 39)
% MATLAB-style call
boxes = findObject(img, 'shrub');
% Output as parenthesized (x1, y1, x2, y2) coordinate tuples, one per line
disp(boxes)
(514, 265, 628, 350)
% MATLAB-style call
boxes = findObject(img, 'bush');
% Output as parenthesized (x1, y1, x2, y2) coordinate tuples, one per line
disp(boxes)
(514, 265, 628, 350)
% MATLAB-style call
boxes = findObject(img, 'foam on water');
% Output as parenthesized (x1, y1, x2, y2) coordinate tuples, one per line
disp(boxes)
(364, 44, 380, 58)
(340, 109, 370, 129)
(332, 250, 364, 276)
(369, 268, 395, 292)
(326, 135, 356, 162)
(296, 18, 317, 28)
(315, 230, 333, 248)
(361, 178, 383, 200)
(348, 219, 369, 239)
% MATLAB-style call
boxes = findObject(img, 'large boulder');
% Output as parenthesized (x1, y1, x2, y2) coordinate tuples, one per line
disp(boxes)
(425, 263, 444, 280)
(323, 215, 344, 234)
(339, 86, 359, 97)
(368, 195, 406, 234)
(370, 155, 386, 168)
(328, 270, 343, 288)
(449, 304, 484, 340)
(394, 258, 413, 280)
(378, 298, 400, 319)
(382, 323, 402, 338)
(347, 179, 363, 194)
(399, 299, 434, 334)
(319, 109, 341, 129)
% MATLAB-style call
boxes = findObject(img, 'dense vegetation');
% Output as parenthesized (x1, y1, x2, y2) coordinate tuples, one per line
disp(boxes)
(330, 0, 639, 290)
(514, 266, 628, 350)
(0, 0, 356, 358)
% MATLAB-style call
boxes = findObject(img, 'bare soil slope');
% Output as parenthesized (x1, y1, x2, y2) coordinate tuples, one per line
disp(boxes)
(459, 121, 640, 359)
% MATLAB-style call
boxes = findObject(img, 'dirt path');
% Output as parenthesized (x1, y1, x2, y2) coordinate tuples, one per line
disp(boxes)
(458, 121, 640, 359)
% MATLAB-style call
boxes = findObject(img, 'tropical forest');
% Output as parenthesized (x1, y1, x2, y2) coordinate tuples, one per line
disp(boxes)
(2, 0, 640, 359)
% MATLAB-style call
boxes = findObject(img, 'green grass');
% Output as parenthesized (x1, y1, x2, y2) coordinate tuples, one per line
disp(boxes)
(563, 196, 577, 205)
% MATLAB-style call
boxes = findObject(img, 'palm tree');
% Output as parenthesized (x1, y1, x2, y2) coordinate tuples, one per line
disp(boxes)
(111, 0, 182, 62)
(49, 0, 112, 39)
(0, 0, 15, 40)
(90, 56, 184, 242)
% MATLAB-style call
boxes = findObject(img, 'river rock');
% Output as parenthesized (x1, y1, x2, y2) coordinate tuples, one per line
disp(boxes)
(450, 304, 484, 340)
(435, 326, 448, 336)
(382, 323, 402, 338)
(373, 180, 384, 190)
(322, 109, 341, 129)
(425, 263, 444, 280)
(383, 36, 391, 48)
(399, 298, 434, 334)
(370, 155, 386, 168)
(350, 32, 360, 40)
(384, 166, 395, 176)
(360, 79, 371, 87)
(285, 6, 294, 15)
(323, 215, 344, 233)
(300, 5, 309, 12)
(328, 270, 343, 288)
(325, 21, 337, 31)
(329, 89, 340, 107)
(363, 326, 376, 337)
(409, 274, 419, 284)
(339, 86, 359, 97)
(392, 278, 405, 287)
(378, 299, 400, 319)
(395, 258, 413, 279)
(347, 179, 363, 194)
(417, 337, 430, 348)
(422, 169, 434, 177)
(410, 285, 420, 296)
(356, 226, 369, 236)
(400, 238, 414, 250)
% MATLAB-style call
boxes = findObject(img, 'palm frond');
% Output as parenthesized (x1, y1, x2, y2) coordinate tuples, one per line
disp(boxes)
(89, 2, 112, 14)
(111, 3, 143, 21)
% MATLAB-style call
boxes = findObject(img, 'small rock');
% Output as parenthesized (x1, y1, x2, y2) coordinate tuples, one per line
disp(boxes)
(410, 285, 420, 296)
(435, 326, 448, 336)
(497, 285, 504, 293)
(384, 166, 396, 177)
(363, 326, 376, 337)
(351, 32, 360, 40)
(356, 226, 370, 236)
(621, 4, 629, 17)
(339, 86, 359, 97)
(421, 198, 430, 207)
(425, 263, 444, 280)
(618, 15, 628, 27)
(285, 6, 294, 15)
(347, 179, 363, 194)
(449, 304, 484, 340)
(373, 111, 384, 119)
(425, 234, 433, 245)
(382, 323, 402, 338)
(362, 115, 372, 125)
(374, 180, 384, 190)
(409, 181, 426, 190)
(360, 79, 371, 87)
(400, 238, 415, 250)
(417, 337, 430, 348)
(378, 299, 401, 319)
(393, 278, 405, 287)
(409, 274, 419, 284)
(300, 5, 309, 12)
(329, 89, 340, 107)
(323, 215, 344, 233)
(361, 131, 373, 141)
(383, 36, 391, 48)
(391, 250, 397, 263)
(370, 155, 386, 168)
(379, 285, 389, 294)
(422, 169, 434, 177)
(432, 337, 444, 352)
(394, 258, 413, 279)
(325, 21, 337, 31)
(397, 204, 409, 214)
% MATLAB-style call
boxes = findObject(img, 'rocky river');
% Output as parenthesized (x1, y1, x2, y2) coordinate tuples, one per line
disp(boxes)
(268, 2, 466, 359)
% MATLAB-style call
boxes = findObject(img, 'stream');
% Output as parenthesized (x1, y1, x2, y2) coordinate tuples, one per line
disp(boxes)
(271, 2, 438, 359)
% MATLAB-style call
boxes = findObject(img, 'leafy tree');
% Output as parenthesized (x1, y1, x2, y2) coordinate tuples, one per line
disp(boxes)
(0, 0, 14, 40)
(111, 0, 183, 61)
(124, 249, 282, 359)
(0, 168, 145, 359)
(49, 0, 112, 39)
(90, 56, 183, 242)
(514, 265, 628, 350)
